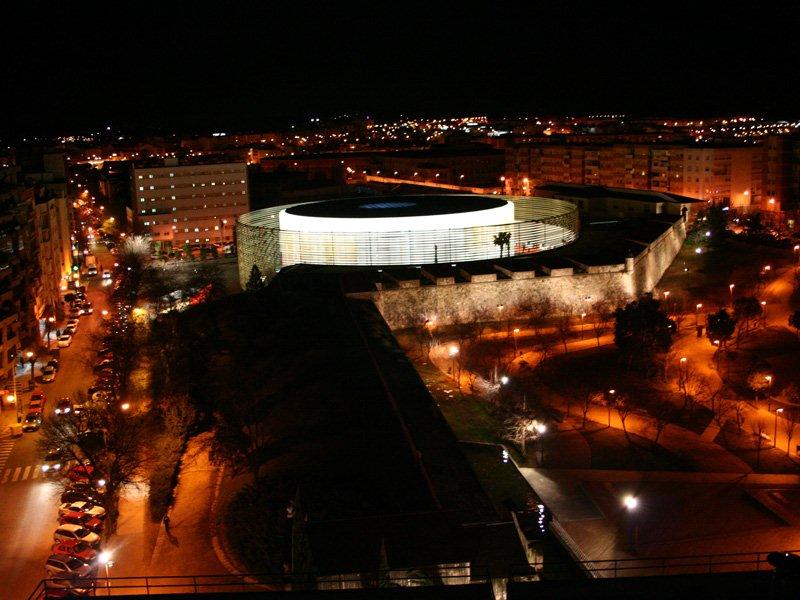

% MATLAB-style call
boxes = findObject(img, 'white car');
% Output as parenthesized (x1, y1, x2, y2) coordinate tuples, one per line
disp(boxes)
(58, 501, 106, 519)
(102, 270, 112, 279)
(41, 365, 57, 383)
(45, 553, 95, 578)
(66, 318, 80, 330)
(58, 334, 73, 348)
(53, 524, 100, 547)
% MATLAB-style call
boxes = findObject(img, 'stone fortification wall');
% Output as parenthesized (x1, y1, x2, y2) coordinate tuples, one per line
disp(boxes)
(365, 218, 686, 330)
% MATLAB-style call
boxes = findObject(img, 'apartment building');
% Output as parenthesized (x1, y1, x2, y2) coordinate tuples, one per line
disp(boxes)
(0, 165, 39, 385)
(132, 159, 250, 247)
(506, 136, 798, 212)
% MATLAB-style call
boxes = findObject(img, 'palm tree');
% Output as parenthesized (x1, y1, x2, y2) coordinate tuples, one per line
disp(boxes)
(493, 231, 511, 257)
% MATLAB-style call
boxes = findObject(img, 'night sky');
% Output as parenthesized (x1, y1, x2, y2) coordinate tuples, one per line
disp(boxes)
(4, 2, 799, 136)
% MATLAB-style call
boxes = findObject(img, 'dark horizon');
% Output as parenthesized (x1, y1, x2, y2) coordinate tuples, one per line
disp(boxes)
(4, 2, 799, 138)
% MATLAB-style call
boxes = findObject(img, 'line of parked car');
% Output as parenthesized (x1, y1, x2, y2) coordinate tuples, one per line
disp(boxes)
(43, 443, 109, 597)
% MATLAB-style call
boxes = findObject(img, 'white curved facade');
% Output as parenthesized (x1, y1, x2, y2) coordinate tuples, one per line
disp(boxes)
(237, 195, 579, 287)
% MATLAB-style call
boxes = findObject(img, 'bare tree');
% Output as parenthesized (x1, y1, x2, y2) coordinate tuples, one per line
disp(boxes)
(751, 419, 769, 470)
(649, 400, 675, 448)
(782, 408, 799, 455)
(590, 299, 615, 347)
(521, 294, 553, 338)
(37, 405, 150, 531)
(554, 306, 574, 353)
(677, 361, 713, 412)
(504, 414, 541, 457)
(732, 401, 747, 434)
(710, 394, 734, 444)
(580, 390, 604, 429)
(615, 394, 634, 443)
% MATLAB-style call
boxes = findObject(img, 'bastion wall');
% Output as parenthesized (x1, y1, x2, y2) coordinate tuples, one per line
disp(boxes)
(362, 218, 686, 330)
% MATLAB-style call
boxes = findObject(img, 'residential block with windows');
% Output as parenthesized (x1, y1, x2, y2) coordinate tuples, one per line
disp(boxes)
(132, 159, 250, 247)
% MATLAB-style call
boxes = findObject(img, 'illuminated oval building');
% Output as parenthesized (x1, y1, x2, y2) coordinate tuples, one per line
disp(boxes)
(237, 195, 579, 286)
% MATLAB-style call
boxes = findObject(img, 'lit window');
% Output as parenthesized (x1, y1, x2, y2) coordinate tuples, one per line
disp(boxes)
(169, 173, 174, 177)
(138, 186, 144, 191)
(138, 175, 143, 179)
(151, 208, 155, 213)
(140, 198, 145, 202)
(148, 174, 153, 178)
(171, 196, 176, 200)
(149, 186, 154, 190)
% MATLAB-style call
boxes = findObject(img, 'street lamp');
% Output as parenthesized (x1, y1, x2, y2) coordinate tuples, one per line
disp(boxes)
(606, 389, 616, 426)
(729, 283, 735, 303)
(623, 495, 639, 552)
(695, 303, 703, 326)
(774, 408, 784, 448)
(580, 312, 587, 338)
(26, 351, 35, 387)
(500, 375, 509, 385)
(46, 316, 55, 351)
(513, 328, 520, 354)
(765, 375, 774, 410)
(448, 345, 459, 381)
(98, 550, 114, 595)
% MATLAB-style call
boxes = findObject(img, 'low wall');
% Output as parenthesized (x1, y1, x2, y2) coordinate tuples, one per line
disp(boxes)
(366, 218, 686, 329)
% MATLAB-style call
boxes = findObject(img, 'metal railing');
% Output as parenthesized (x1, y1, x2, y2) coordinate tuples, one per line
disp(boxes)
(27, 550, 792, 599)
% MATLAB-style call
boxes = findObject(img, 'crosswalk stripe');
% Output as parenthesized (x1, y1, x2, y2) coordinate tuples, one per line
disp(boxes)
(31, 466, 41, 479)
(21, 466, 30, 480)
(11, 467, 21, 482)
(1, 470, 10, 484)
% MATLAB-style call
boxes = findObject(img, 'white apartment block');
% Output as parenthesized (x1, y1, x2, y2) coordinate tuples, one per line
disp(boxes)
(132, 160, 249, 246)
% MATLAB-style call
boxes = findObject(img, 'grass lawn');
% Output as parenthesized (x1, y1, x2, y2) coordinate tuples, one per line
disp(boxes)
(715, 424, 800, 473)
(578, 423, 697, 471)
(658, 236, 793, 309)
(461, 442, 539, 515)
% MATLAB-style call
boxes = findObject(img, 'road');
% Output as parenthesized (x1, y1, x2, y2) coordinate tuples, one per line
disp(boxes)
(0, 243, 113, 599)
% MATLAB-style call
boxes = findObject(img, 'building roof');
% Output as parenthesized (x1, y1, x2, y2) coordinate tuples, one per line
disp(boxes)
(535, 182, 702, 204)
(284, 195, 506, 219)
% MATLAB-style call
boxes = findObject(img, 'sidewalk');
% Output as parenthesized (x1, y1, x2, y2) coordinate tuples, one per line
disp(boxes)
(147, 435, 227, 576)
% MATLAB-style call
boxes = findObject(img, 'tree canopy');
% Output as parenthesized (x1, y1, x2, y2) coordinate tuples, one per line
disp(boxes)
(614, 294, 676, 371)
(706, 308, 737, 347)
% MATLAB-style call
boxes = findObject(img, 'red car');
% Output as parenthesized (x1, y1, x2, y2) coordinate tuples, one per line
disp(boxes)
(51, 539, 98, 562)
(66, 464, 95, 484)
(29, 389, 47, 410)
(59, 510, 104, 534)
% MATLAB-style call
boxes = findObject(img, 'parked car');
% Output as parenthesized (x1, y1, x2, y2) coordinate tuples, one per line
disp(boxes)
(59, 501, 106, 519)
(42, 576, 96, 597)
(45, 553, 95, 578)
(43, 449, 66, 475)
(41, 365, 57, 383)
(59, 511, 103, 534)
(60, 488, 103, 505)
(66, 464, 95, 484)
(47, 358, 60, 371)
(51, 540, 97, 563)
(29, 389, 47, 410)
(97, 347, 113, 357)
(82, 301, 93, 315)
(58, 334, 73, 348)
(93, 359, 114, 372)
(55, 397, 72, 415)
(22, 411, 43, 432)
(64, 325, 77, 337)
(53, 524, 100, 547)
(65, 482, 106, 501)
